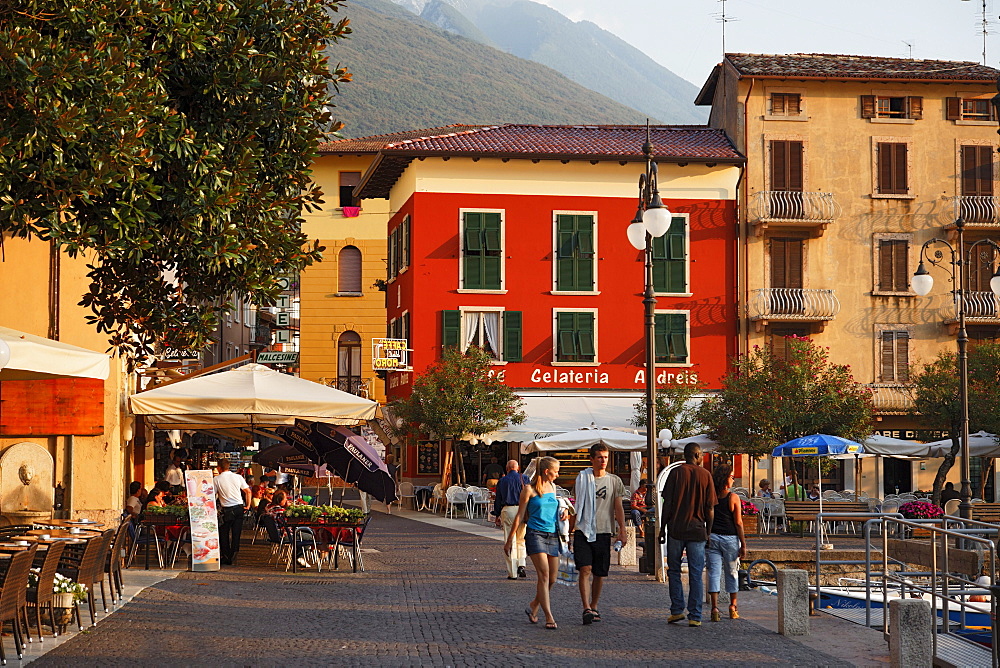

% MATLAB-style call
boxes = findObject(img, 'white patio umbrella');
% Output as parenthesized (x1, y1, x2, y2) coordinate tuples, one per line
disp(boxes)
(522, 428, 647, 453)
(668, 434, 720, 453)
(924, 431, 1000, 458)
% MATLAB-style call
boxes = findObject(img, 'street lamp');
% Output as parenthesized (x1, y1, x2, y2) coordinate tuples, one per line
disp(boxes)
(627, 124, 671, 574)
(911, 217, 1000, 520)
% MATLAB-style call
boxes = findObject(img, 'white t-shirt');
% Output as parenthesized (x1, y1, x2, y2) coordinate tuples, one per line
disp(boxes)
(593, 473, 627, 535)
(125, 496, 142, 516)
(164, 464, 184, 486)
(214, 471, 250, 508)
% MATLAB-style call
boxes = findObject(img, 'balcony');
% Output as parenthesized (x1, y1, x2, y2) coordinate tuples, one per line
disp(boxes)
(747, 288, 840, 332)
(946, 196, 1000, 231)
(332, 377, 372, 398)
(940, 291, 1000, 333)
(749, 191, 840, 237)
(866, 384, 914, 415)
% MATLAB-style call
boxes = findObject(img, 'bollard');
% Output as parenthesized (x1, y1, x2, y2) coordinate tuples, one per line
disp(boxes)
(776, 569, 809, 636)
(888, 599, 932, 668)
(618, 525, 637, 566)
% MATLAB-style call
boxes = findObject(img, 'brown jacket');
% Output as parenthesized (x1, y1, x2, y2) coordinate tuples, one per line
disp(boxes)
(662, 463, 717, 541)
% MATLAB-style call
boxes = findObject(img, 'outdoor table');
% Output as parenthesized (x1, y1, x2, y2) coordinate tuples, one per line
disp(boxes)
(284, 518, 365, 574)
(46, 519, 106, 529)
(135, 515, 186, 570)
(413, 486, 433, 511)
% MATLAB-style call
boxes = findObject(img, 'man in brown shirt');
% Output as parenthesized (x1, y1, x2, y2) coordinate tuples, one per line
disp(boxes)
(659, 443, 717, 626)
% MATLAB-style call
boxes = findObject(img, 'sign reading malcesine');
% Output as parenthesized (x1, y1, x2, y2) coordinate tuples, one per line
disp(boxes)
(373, 338, 410, 370)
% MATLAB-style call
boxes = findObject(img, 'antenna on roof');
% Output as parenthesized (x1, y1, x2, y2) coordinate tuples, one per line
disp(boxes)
(715, 0, 737, 58)
(902, 41, 913, 59)
(961, 0, 990, 65)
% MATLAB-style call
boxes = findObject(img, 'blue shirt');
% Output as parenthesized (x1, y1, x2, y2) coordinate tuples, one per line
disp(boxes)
(526, 492, 559, 532)
(493, 470, 529, 517)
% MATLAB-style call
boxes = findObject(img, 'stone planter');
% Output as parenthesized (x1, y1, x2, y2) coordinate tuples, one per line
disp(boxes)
(51, 592, 75, 631)
(742, 514, 759, 536)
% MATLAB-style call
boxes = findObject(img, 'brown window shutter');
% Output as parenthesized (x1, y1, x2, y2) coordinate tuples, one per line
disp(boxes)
(861, 95, 876, 118)
(877, 143, 893, 193)
(771, 239, 786, 287)
(880, 331, 895, 382)
(771, 238, 804, 289)
(878, 240, 894, 291)
(906, 97, 923, 120)
(946, 97, 962, 120)
(897, 332, 910, 382)
(878, 143, 908, 195)
(893, 143, 908, 194)
(962, 146, 979, 196)
(788, 94, 801, 115)
(893, 240, 908, 291)
(771, 94, 785, 115)
(788, 141, 804, 191)
(978, 145, 995, 196)
(338, 246, 363, 293)
(770, 141, 787, 190)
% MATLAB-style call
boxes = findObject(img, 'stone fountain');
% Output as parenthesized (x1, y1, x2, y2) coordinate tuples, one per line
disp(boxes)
(0, 442, 53, 526)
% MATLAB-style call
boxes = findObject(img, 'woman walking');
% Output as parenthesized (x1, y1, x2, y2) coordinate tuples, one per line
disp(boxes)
(707, 464, 747, 622)
(504, 456, 566, 629)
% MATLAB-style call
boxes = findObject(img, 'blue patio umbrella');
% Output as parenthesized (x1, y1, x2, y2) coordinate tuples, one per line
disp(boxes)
(772, 435, 865, 546)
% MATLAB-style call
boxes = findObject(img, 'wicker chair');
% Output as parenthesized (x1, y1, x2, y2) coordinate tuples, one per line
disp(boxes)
(0, 546, 38, 663)
(58, 529, 113, 629)
(26, 541, 66, 640)
(104, 521, 131, 607)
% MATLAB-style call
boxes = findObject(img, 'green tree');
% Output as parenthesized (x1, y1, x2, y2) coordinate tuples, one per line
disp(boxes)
(390, 346, 527, 441)
(0, 0, 352, 361)
(630, 381, 704, 440)
(912, 343, 1000, 504)
(698, 336, 875, 462)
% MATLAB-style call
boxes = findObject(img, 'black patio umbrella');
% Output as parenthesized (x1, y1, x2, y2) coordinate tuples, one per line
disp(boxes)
(276, 420, 397, 504)
(253, 443, 332, 477)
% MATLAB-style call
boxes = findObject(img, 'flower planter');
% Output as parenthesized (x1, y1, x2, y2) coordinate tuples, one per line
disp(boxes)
(742, 515, 759, 536)
(52, 592, 75, 630)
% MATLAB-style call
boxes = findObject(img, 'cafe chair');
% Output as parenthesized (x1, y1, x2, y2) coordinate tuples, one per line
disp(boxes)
(0, 527, 35, 543)
(104, 521, 131, 606)
(0, 546, 37, 663)
(58, 529, 113, 628)
(126, 518, 165, 569)
(26, 540, 65, 640)
(444, 486, 469, 519)
(397, 482, 416, 511)
(429, 484, 444, 514)
(944, 499, 960, 516)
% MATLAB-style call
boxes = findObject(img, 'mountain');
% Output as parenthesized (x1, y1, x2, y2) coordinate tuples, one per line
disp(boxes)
(329, 0, 650, 138)
(410, 0, 706, 124)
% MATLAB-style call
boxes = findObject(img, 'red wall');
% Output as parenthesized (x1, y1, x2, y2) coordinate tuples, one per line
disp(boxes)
(386, 192, 737, 399)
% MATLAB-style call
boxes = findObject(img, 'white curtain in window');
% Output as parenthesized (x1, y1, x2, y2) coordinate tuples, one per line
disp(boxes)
(483, 312, 501, 358)
(463, 312, 480, 347)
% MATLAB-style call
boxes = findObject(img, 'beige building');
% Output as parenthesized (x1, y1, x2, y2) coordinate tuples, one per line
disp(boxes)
(697, 53, 1000, 496)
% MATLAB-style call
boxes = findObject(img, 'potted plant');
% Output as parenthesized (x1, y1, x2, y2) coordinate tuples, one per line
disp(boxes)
(740, 498, 760, 536)
(899, 500, 944, 537)
(31, 572, 88, 629)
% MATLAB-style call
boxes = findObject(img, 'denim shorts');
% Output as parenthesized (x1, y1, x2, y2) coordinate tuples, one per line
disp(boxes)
(524, 528, 561, 556)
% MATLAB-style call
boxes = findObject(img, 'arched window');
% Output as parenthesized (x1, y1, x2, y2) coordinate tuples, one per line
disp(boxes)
(337, 330, 362, 395)
(338, 246, 362, 293)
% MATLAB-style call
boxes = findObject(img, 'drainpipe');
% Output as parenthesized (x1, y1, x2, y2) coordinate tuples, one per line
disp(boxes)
(65, 435, 74, 518)
(739, 77, 754, 357)
(48, 241, 60, 340)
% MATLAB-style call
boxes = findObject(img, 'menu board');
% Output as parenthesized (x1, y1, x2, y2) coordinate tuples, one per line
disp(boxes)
(184, 470, 221, 572)
(417, 441, 440, 474)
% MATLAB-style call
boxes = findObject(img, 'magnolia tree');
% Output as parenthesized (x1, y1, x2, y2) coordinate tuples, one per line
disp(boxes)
(389, 347, 526, 484)
(630, 382, 704, 440)
(698, 336, 875, 484)
(912, 343, 1000, 504)
(0, 0, 352, 362)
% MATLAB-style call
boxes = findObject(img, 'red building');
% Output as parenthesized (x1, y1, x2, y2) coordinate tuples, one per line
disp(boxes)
(356, 125, 744, 483)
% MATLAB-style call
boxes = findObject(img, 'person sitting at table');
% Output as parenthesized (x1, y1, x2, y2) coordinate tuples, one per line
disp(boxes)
(154, 480, 174, 503)
(630, 480, 648, 538)
(125, 481, 145, 519)
(145, 487, 167, 509)
(757, 479, 774, 499)
(807, 485, 821, 501)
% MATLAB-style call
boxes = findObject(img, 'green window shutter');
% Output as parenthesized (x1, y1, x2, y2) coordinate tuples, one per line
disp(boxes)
(503, 311, 522, 362)
(387, 228, 396, 279)
(555, 215, 595, 291)
(483, 213, 501, 251)
(667, 218, 685, 259)
(482, 255, 501, 289)
(442, 310, 461, 349)
(654, 314, 669, 362)
(576, 313, 595, 359)
(402, 217, 410, 269)
(667, 313, 688, 362)
(651, 234, 668, 260)
(556, 312, 576, 360)
(652, 217, 686, 293)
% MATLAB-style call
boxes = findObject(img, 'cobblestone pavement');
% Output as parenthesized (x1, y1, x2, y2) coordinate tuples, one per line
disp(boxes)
(33, 512, 873, 667)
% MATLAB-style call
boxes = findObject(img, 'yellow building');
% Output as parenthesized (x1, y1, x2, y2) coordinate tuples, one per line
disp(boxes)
(698, 53, 1000, 496)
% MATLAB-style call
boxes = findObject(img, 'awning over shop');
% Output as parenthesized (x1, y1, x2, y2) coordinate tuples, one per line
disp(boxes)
(130, 363, 377, 429)
(0, 326, 109, 380)
(524, 428, 646, 453)
(487, 393, 642, 443)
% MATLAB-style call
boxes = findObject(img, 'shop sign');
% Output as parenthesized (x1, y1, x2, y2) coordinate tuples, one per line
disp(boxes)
(373, 338, 409, 370)
(257, 351, 298, 364)
(183, 470, 221, 572)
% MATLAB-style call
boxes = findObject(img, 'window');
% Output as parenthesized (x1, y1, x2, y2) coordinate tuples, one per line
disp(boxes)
(652, 215, 687, 293)
(555, 311, 596, 363)
(338, 246, 362, 293)
(768, 140, 804, 218)
(876, 238, 909, 293)
(770, 237, 804, 314)
(861, 95, 922, 120)
(461, 211, 502, 290)
(960, 145, 995, 223)
(441, 309, 521, 361)
(554, 213, 595, 292)
(337, 331, 362, 394)
(387, 215, 410, 280)
(770, 93, 801, 117)
(771, 327, 809, 362)
(947, 97, 996, 122)
(339, 172, 361, 208)
(876, 142, 909, 195)
(879, 330, 910, 383)
(234, 297, 241, 324)
(654, 312, 689, 364)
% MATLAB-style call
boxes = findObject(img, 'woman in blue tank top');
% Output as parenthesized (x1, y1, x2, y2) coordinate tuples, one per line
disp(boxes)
(504, 456, 566, 629)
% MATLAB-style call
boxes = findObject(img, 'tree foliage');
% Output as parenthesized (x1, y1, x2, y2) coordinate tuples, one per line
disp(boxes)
(912, 342, 1000, 503)
(0, 0, 352, 361)
(389, 347, 527, 440)
(698, 336, 875, 458)
(630, 381, 704, 440)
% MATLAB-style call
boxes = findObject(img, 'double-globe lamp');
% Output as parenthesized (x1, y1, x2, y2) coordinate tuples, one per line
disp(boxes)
(910, 262, 1000, 298)
(626, 189, 672, 250)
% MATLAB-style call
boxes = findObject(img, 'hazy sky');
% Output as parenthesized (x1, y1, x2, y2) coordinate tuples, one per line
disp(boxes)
(534, 0, 997, 86)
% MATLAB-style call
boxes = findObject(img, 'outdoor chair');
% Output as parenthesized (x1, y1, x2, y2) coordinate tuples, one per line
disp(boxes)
(0, 526, 36, 542)
(104, 520, 130, 606)
(555, 486, 571, 498)
(429, 484, 444, 514)
(732, 487, 749, 497)
(444, 486, 469, 519)
(0, 546, 37, 663)
(750, 498, 768, 533)
(59, 529, 113, 629)
(397, 482, 416, 511)
(944, 499, 960, 516)
(26, 540, 65, 640)
(765, 499, 785, 533)
(126, 517, 165, 569)
(467, 487, 490, 520)
(320, 512, 373, 572)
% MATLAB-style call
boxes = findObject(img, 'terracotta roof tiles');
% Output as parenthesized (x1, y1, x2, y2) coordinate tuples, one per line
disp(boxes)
(317, 125, 491, 154)
(725, 53, 1000, 81)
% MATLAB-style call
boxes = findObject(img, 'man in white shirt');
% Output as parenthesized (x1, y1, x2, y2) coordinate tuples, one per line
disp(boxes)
(213, 459, 251, 566)
(164, 452, 185, 491)
(125, 481, 145, 519)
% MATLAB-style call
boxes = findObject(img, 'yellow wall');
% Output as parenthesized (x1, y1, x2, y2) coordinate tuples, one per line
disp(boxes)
(300, 154, 389, 403)
(0, 236, 128, 524)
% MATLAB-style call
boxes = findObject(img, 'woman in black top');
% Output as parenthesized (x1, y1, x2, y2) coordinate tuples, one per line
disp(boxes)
(707, 464, 746, 621)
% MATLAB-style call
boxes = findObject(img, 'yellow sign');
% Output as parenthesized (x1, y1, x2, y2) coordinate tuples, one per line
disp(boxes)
(372, 338, 409, 370)
(791, 447, 819, 455)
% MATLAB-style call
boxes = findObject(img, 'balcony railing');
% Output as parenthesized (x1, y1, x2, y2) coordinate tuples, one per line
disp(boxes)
(951, 291, 1000, 320)
(948, 196, 1000, 227)
(333, 377, 371, 398)
(749, 191, 840, 235)
(747, 288, 840, 322)
(866, 384, 914, 415)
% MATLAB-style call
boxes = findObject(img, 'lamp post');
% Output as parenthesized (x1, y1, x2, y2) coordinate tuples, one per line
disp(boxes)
(627, 124, 672, 574)
(911, 218, 1000, 520)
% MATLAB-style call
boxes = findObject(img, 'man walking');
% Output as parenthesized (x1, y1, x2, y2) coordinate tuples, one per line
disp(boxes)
(659, 443, 717, 626)
(214, 458, 251, 566)
(573, 444, 627, 625)
(493, 460, 529, 579)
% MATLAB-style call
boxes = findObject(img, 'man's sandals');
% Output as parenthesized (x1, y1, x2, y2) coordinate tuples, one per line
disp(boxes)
(583, 608, 601, 624)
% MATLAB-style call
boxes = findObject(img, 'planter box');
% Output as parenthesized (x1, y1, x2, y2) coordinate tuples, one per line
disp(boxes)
(743, 515, 759, 536)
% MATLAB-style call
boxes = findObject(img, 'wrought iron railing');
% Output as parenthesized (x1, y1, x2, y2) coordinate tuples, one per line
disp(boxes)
(948, 195, 1000, 226)
(334, 377, 371, 398)
(865, 384, 914, 414)
(961, 291, 999, 319)
(749, 191, 840, 223)
(747, 288, 840, 320)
